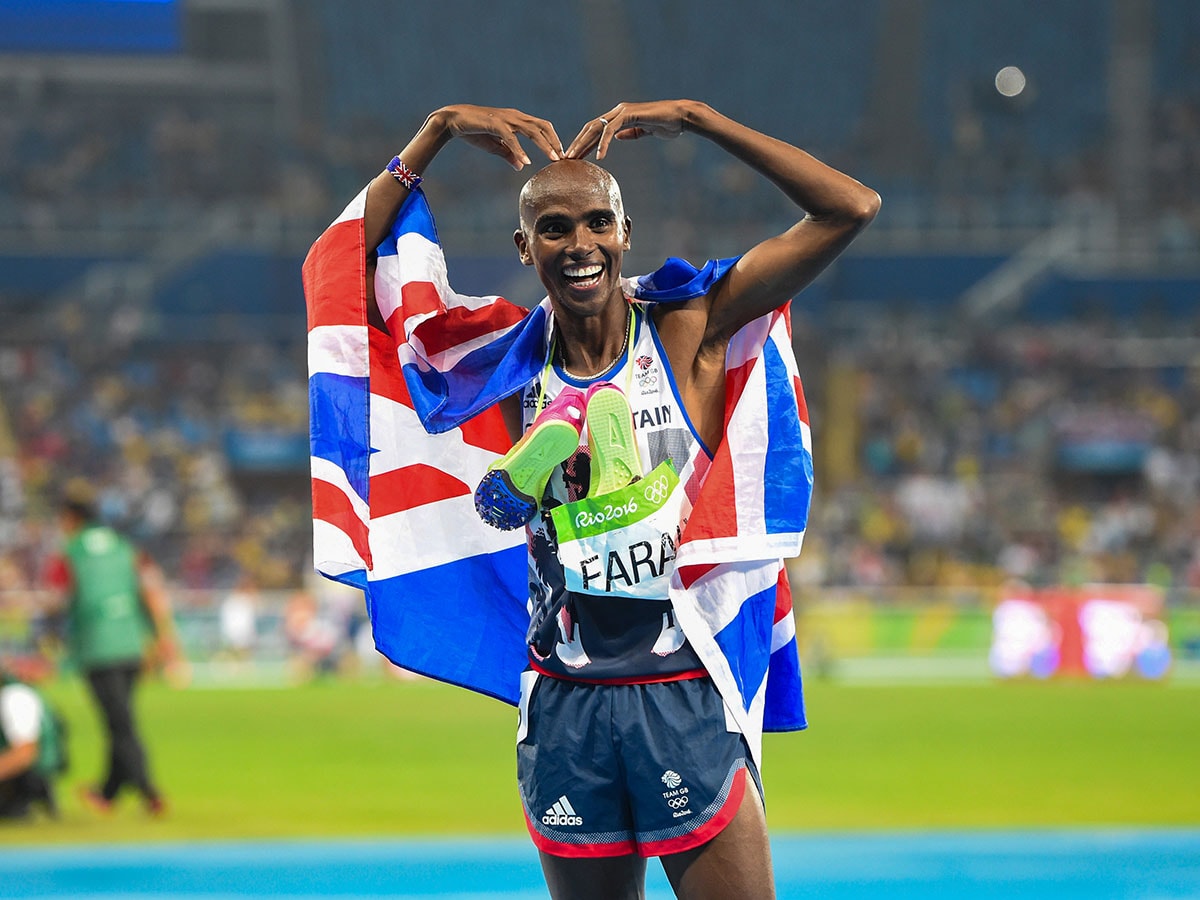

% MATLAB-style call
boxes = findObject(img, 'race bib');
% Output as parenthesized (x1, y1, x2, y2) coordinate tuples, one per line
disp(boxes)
(550, 461, 684, 600)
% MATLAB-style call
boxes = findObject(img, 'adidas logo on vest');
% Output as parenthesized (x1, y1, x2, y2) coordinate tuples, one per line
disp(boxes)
(542, 795, 583, 827)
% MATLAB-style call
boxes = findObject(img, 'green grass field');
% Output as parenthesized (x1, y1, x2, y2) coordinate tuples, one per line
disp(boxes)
(3, 674, 1197, 845)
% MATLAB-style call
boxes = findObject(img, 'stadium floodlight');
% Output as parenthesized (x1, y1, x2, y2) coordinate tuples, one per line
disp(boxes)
(994, 65, 1027, 98)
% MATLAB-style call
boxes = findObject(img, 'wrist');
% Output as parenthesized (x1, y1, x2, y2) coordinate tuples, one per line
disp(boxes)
(680, 100, 714, 134)
(421, 108, 459, 148)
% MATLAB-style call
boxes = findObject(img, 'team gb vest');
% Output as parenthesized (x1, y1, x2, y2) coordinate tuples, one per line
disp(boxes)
(522, 305, 714, 682)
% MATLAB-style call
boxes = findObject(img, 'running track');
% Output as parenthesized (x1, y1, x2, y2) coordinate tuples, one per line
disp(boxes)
(2, 830, 1198, 898)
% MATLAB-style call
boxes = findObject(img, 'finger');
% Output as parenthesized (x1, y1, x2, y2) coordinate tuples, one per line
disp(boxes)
(614, 127, 647, 142)
(563, 117, 606, 159)
(511, 134, 534, 168)
(495, 125, 531, 169)
(563, 129, 599, 159)
(565, 114, 616, 159)
(521, 118, 564, 161)
(594, 106, 626, 160)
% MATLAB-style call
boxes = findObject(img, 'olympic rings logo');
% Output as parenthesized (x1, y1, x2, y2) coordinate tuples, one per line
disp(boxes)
(667, 796, 689, 809)
(643, 476, 671, 504)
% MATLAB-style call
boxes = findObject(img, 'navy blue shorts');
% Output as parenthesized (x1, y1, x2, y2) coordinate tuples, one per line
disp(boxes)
(516, 673, 760, 858)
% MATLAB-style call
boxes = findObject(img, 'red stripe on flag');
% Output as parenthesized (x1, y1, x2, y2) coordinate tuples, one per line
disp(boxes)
(312, 478, 371, 568)
(774, 566, 793, 622)
(398, 280, 445, 329)
(722, 357, 755, 430)
(370, 464, 471, 516)
(682, 438, 739, 545)
(458, 405, 514, 455)
(303, 218, 366, 330)
(404, 301, 529, 360)
(368, 325, 414, 409)
(675, 562, 719, 591)
(793, 374, 809, 426)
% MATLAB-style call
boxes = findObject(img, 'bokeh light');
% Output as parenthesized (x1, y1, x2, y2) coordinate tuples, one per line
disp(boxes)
(995, 65, 1028, 97)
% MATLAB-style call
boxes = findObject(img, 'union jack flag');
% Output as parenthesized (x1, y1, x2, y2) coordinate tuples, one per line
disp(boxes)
(303, 187, 812, 763)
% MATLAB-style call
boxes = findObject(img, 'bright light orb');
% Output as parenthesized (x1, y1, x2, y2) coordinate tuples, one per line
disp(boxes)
(995, 66, 1027, 98)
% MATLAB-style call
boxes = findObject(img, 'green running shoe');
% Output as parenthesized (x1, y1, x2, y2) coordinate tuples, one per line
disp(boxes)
(585, 382, 643, 496)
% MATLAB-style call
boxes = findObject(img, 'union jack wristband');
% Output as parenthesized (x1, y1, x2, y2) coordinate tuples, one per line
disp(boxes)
(386, 155, 422, 190)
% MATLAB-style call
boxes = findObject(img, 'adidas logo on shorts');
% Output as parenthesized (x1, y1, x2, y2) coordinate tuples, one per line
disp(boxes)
(542, 795, 583, 827)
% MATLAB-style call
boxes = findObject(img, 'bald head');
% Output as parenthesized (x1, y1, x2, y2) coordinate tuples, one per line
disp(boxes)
(518, 159, 626, 239)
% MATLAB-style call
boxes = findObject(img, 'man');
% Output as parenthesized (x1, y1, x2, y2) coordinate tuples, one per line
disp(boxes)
(47, 489, 179, 816)
(356, 100, 878, 899)
(0, 662, 64, 820)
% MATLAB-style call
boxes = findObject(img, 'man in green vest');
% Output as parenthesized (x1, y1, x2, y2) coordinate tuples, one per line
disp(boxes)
(48, 489, 180, 816)
(0, 661, 64, 820)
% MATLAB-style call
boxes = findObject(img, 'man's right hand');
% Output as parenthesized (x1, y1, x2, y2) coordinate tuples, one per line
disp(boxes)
(434, 104, 563, 171)
(364, 104, 562, 251)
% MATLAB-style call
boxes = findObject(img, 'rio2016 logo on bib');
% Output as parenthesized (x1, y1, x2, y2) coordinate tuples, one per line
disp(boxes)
(550, 460, 684, 600)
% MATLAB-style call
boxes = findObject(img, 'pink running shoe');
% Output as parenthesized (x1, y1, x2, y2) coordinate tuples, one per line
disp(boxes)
(474, 386, 586, 530)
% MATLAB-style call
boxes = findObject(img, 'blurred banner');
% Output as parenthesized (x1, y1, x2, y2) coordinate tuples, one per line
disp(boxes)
(990, 584, 1171, 680)
(0, 0, 181, 54)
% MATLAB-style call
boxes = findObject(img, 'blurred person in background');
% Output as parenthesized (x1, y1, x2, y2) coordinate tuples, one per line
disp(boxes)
(218, 573, 259, 667)
(352, 100, 878, 900)
(44, 484, 181, 816)
(0, 658, 66, 821)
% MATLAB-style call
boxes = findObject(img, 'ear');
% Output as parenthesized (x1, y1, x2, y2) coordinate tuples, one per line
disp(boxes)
(622, 216, 633, 251)
(513, 229, 533, 266)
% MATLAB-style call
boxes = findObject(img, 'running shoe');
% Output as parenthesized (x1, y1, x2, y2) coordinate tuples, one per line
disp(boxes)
(585, 382, 643, 496)
(474, 387, 586, 530)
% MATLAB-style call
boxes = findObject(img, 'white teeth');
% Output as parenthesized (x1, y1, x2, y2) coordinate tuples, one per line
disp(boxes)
(564, 264, 603, 278)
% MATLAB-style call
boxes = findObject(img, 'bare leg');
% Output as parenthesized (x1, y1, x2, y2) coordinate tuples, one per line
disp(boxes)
(539, 851, 648, 900)
(659, 777, 775, 900)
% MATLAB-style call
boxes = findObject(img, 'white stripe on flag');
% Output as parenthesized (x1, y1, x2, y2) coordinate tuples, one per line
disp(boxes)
(367, 394, 502, 478)
(313, 518, 365, 576)
(727, 365, 769, 538)
(675, 532, 805, 568)
(331, 186, 367, 227)
(367, 494, 522, 581)
(308, 324, 370, 378)
(374, 235, 448, 325)
(771, 606, 797, 654)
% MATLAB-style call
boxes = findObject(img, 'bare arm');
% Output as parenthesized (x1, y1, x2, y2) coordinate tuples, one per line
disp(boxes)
(363, 105, 565, 253)
(0, 740, 37, 780)
(137, 556, 181, 658)
(566, 99, 879, 345)
(565, 100, 879, 448)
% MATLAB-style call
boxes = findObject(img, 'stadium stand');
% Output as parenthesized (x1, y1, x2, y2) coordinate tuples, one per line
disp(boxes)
(0, 0, 1198, 674)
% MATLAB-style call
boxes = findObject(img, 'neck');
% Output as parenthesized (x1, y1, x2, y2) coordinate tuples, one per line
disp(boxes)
(556, 302, 632, 379)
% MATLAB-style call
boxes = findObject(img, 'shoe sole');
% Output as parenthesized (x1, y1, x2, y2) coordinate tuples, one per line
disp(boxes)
(474, 419, 582, 530)
(587, 387, 642, 495)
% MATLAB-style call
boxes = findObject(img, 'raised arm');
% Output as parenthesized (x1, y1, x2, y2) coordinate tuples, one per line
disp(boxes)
(565, 100, 880, 346)
(364, 105, 565, 252)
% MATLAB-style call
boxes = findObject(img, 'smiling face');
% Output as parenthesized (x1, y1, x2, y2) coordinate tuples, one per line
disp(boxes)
(514, 160, 632, 321)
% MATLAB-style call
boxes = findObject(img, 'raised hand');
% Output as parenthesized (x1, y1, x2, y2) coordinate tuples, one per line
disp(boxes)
(439, 104, 564, 170)
(564, 100, 692, 160)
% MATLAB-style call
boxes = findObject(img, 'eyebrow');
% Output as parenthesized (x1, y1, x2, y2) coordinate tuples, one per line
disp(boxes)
(533, 207, 616, 230)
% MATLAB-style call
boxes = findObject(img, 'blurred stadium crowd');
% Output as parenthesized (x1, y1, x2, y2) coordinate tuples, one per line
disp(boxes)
(1, 0, 1199, 671)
